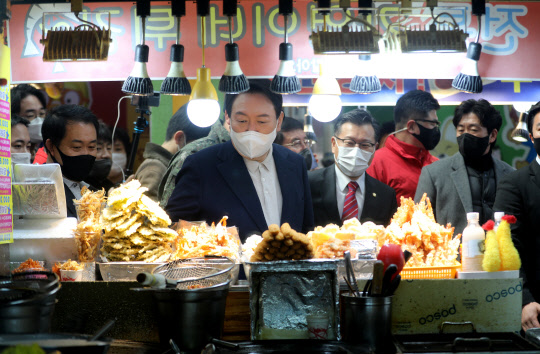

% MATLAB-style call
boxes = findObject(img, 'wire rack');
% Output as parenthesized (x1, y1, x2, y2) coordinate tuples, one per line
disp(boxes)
(153, 256, 234, 290)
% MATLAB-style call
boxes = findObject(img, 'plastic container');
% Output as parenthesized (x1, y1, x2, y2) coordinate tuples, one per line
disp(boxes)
(340, 294, 393, 353)
(401, 264, 461, 279)
(462, 212, 485, 272)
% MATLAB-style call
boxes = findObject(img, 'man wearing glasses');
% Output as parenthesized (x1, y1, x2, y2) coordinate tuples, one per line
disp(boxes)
(367, 90, 441, 205)
(275, 117, 317, 170)
(308, 109, 397, 226)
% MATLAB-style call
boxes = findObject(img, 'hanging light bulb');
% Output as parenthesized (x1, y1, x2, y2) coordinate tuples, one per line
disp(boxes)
(188, 67, 220, 128)
(219, 0, 249, 94)
(350, 55, 381, 94)
(270, 0, 300, 94)
(511, 103, 532, 143)
(122, 1, 153, 96)
(452, 0, 485, 94)
(308, 63, 342, 123)
(187, 0, 220, 127)
(161, 0, 191, 95)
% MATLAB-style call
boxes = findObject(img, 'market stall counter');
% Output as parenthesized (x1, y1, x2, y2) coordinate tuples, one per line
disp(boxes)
(45, 276, 530, 354)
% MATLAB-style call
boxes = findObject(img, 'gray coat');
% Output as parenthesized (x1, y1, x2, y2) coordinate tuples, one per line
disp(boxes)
(414, 153, 515, 236)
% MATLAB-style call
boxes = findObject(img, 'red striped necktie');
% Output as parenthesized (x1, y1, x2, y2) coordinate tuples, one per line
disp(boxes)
(342, 181, 359, 222)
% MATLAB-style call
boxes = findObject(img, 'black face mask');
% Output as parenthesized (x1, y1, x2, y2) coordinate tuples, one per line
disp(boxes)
(87, 158, 112, 182)
(534, 137, 540, 157)
(457, 133, 490, 159)
(51, 146, 96, 182)
(299, 148, 313, 170)
(412, 123, 441, 151)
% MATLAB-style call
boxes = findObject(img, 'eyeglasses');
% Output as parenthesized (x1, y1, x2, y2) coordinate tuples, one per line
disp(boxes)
(334, 136, 376, 151)
(283, 139, 315, 149)
(415, 119, 441, 129)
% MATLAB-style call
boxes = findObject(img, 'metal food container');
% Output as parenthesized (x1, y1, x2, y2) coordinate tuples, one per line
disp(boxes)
(246, 260, 340, 341)
(98, 262, 164, 281)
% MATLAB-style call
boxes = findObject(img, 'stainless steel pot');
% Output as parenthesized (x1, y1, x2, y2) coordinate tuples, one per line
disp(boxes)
(152, 281, 230, 354)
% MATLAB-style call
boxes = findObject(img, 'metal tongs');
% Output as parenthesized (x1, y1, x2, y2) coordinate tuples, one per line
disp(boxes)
(344, 251, 361, 297)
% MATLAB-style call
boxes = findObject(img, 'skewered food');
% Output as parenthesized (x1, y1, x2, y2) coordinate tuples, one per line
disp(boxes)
(250, 223, 314, 261)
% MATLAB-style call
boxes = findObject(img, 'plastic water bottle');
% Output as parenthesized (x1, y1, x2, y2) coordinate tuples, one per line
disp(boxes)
(462, 212, 485, 272)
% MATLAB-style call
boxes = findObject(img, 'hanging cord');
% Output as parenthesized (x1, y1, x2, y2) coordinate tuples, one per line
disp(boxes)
(111, 95, 132, 183)
(176, 16, 181, 45)
(201, 16, 206, 67)
(475, 14, 482, 43)
(141, 17, 146, 45)
(283, 14, 289, 43)
(228, 16, 233, 44)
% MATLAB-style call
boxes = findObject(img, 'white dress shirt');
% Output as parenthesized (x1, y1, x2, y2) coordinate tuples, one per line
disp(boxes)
(63, 177, 89, 200)
(244, 146, 283, 227)
(334, 165, 366, 220)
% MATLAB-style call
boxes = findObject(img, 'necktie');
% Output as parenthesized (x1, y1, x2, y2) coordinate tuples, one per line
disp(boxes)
(342, 181, 359, 222)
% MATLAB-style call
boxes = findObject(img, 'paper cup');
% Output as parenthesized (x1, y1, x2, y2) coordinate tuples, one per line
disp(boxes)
(306, 314, 329, 339)
(60, 269, 83, 282)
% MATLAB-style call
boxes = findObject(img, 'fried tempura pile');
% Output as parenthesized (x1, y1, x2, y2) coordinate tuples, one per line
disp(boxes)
(381, 194, 461, 267)
(74, 187, 106, 261)
(100, 180, 176, 262)
(173, 216, 241, 260)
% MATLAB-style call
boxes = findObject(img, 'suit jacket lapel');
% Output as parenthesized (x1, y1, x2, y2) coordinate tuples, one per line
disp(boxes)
(274, 146, 301, 225)
(361, 174, 376, 220)
(450, 154, 473, 212)
(322, 167, 341, 223)
(530, 160, 540, 190)
(493, 157, 507, 181)
(216, 142, 267, 232)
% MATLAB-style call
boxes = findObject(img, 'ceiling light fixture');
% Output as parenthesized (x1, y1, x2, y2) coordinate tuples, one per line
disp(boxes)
(187, 0, 220, 128)
(452, 0, 485, 93)
(270, 0, 300, 94)
(350, 54, 381, 94)
(309, 62, 342, 123)
(511, 103, 531, 143)
(160, 0, 191, 96)
(122, 0, 153, 96)
(219, 0, 249, 94)
(310, 1, 380, 55)
(40, 0, 112, 61)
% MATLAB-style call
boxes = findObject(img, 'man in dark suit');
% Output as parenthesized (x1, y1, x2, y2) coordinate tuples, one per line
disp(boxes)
(415, 99, 514, 236)
(42, 105, 98, 218)
(165, 81, 314, 242)
(494, 101, 540, 332)
(308, 109, 397, 227)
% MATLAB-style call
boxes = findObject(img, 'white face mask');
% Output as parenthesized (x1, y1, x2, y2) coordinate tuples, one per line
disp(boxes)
(11, 152, 32, 165)
(109, 152, 127, 180)
(230, 126, 277, 159)
(27, 117, 44, 143)
(335, 146, 373, 178)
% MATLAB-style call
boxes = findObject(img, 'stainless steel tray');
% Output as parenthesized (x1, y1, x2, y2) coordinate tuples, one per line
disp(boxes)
(98, 262, 164, 282)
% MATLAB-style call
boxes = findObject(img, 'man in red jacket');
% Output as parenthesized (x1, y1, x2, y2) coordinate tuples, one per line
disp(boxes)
(367, 90, 440, 205)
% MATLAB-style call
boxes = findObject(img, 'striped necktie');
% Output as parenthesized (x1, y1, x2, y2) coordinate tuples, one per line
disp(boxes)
(342, 181, 359, 222)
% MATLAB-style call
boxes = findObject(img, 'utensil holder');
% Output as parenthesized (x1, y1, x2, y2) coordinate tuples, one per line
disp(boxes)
(340, 294, 393, 353)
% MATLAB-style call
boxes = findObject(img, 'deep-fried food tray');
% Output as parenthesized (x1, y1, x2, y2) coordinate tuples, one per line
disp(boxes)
(98, 261, 164, 282)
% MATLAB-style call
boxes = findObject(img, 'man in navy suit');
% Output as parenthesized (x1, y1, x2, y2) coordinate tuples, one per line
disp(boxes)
(308, 109, 397, 227)
(165, 81, 314, 242)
